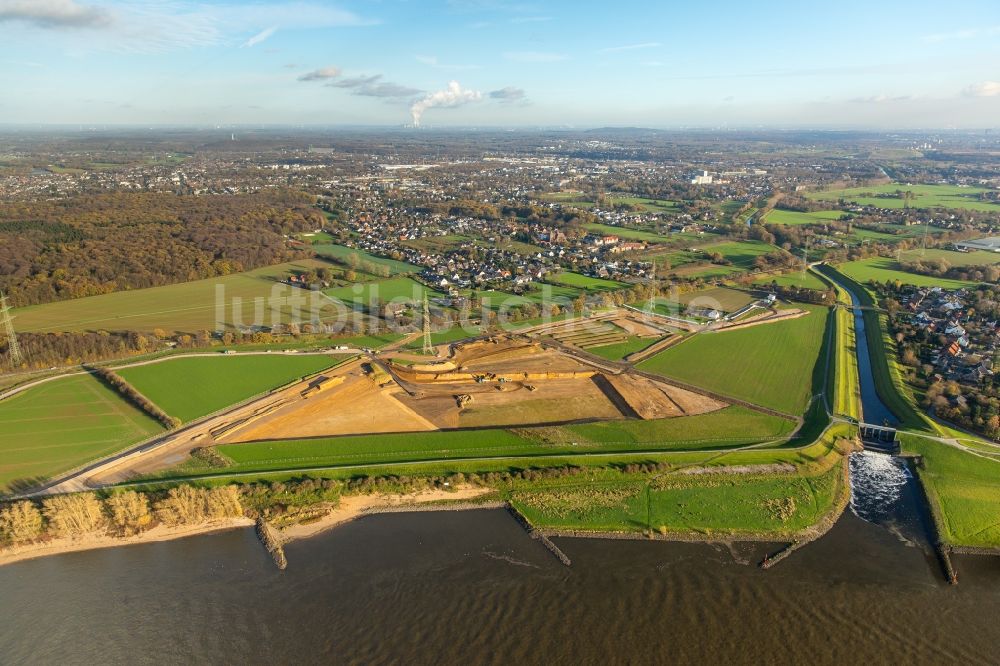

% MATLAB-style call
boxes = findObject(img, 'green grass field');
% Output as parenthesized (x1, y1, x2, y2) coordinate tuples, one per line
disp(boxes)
(896, 247, 1000, 267)
(12, 259, 337, 334)
(753, 271, 828, 290)
(586, 335, 659, 361)
(404, 324, 482, 350)
(0, 374, 163, 492)
(539, 192, 596, 209)
(329, 333, 406, 349)
(825, 277, 862, 421)
(169, 407, 797, 479)
(311, 244, 419, 274)
(548, 272, 628, 291)
(400, 235, 473, 253)
(559, 406, 795, 447)
(837, 258, 977, 288)
(764, 209, 847, 226)
(607, 196, 679, 213)
(808, 183, 1000, 212)
(509, 464, 840, 534)
(117, 354, 337, 422)
(670, 240, 776, 278)
(323, 277, 443, 307)
(901, 435, 1000, 548)
(518, 283, 584, 304)
(583, 222, 668, 242)
(675, 286, 757, 312)
(638, 305, 829, 414)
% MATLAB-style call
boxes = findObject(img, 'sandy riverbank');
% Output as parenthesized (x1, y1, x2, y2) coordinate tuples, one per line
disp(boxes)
(0, 517, 256, 568)
(281, 487, 494, 542)
(0, 488, 494, 568)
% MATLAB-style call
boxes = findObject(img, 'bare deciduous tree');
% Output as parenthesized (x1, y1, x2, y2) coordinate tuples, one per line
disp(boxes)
(0, 501, 44, 544)
(105, 491, 153, 536)
(42, 493, 106, 538)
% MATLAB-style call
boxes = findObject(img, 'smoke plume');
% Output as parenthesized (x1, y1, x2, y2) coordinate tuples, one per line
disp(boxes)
(410, 80, 481, 126)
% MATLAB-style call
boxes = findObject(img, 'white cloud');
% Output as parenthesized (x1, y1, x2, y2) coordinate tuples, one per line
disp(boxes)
(0, 0, 111, 28)
(599, 42, 661, 53)
(242, 25, 277, 48)
(328, 74, 421, 98)
(0, 2, 375, 52)
(503, 51, 567, 63)
(962, 81, 1000, 97)
(298, 66, 342, 82)
(489, 86, 526, 102)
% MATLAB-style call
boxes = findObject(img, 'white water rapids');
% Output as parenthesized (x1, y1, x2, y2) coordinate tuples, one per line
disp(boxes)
(848, 451, 911, 525)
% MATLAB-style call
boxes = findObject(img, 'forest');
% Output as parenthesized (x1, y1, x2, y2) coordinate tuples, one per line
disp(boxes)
(0, 189, 324, 307)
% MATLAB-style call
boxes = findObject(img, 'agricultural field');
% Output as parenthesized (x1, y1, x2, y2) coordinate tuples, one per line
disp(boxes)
(400, 235, 473, 253)
(493, 238, 546, 255)
(670, 240, 776, 278)
(328, 332, 406, 349)
(869, 223, 942, 239)
(837, 258, 977, 289)
(586, 335, 658, 361)
(807, 183, 1000, 212)
(0, 373, 163, 492)
(518, 283, 584, 304)
(311, 243, 419, 274)
(547, 272, 628, 292)
(539, 192, 596, 209)
(324, 277, 443, 307)
(12, 259, 336, 334)
(606, 196, 679, 213)
(675, 286, 757, 312)
(763, 209, 847, 226)
(901, 435, 1000, 548)
(583, 222, 668, 242)
(850, 228, 900, 242)
(896, 247, 1000, 267)
(638, 305, 829, 414)
(117, 354, 337, 422)
(474, 290, 537, 310)
(753, 271, 828, 291)
(404, 324, 482, 350)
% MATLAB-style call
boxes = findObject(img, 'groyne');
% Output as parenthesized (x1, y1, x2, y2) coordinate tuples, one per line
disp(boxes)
(255, 518, 287, 570)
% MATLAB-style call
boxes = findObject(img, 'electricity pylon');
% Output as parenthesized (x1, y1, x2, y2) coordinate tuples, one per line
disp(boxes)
(0, 291, 23, 367)
(422, 294, 433, 355)
(645, 259, 657, 314)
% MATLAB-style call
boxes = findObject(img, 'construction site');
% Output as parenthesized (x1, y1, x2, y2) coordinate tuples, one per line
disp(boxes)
(60, 304, 809, 488)
(203, 304, 811, 445)
(207, 331, 724, 445)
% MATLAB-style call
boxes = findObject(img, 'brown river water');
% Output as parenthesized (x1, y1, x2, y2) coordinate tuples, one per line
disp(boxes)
(1, 455, 999, 666)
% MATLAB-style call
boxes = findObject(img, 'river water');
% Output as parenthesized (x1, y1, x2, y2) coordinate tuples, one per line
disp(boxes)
(1, 495, 998, 665)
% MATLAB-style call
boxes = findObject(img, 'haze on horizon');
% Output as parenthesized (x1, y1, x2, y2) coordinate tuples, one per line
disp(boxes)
(2, 0, 1000, 129)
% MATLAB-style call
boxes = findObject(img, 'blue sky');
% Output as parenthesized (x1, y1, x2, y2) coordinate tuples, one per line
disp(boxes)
(2, 0, 1000, 127)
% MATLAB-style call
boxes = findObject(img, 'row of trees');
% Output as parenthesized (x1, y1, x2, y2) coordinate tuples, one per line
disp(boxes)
(0, 486, 244, 546)
(90, 367, 181, 429)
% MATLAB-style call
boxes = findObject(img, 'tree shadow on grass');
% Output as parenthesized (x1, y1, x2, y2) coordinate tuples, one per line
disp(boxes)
(3, 476, 50, 497)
